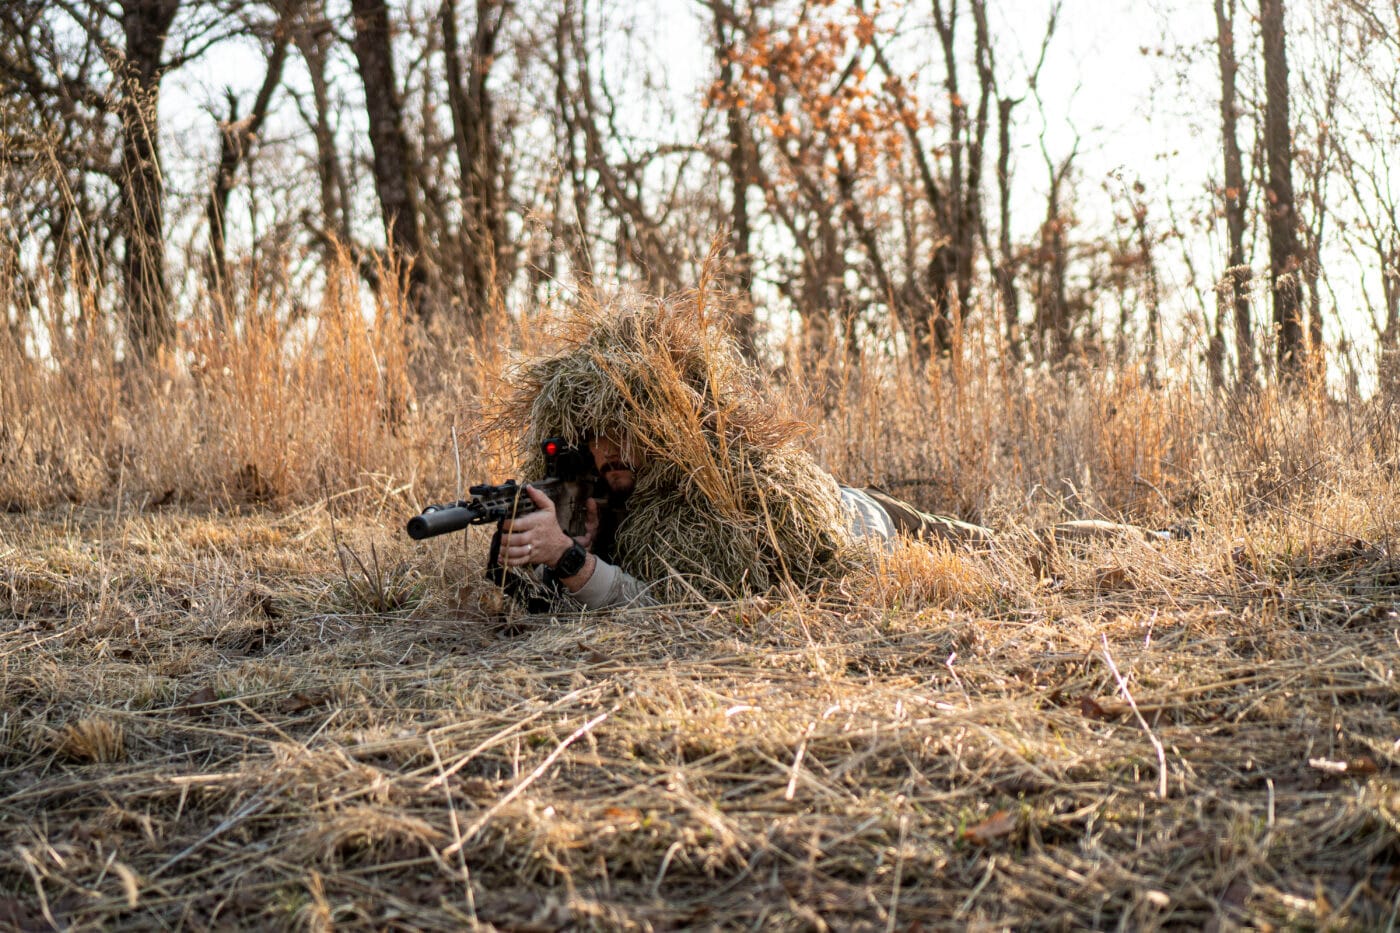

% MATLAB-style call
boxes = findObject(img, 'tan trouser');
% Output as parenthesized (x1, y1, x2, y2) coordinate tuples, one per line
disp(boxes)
(861, 488, 996, 546)
(1039, 519, 1163, 544)
(862, 488, 1160, 576)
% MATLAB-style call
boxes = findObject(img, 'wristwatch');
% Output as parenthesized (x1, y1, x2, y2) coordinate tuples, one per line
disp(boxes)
(552, 543, 588, 578)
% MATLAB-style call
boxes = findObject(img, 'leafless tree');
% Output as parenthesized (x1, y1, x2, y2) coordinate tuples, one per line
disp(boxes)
(1327, 0, 1399, 356)
(442, 0, 512, 327)
(289, 0, 352, 254)
(205, 4, 291, 318)
(704, 0, 758, 358)
(116, 0, 183, 357)
(863, 0, 997, 359)
(1293, 20, 1344, 385)
(1260, 0, 1305, 377)
(1033, 148, 1076, 363)
(546, 0, 702, 299)
(0, 1, 118, 321)
(3, 0, 1397, 393)
(1214, 0, 1255, 387)
(350, 0, 429, 319)
(2, 0, 244, 357)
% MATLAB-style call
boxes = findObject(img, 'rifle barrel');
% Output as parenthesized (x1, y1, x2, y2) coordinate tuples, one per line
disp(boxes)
(406, 503, 485, 540)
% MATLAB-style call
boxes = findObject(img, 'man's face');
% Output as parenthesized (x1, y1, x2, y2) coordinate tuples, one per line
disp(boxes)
(589, 436, 636, 496)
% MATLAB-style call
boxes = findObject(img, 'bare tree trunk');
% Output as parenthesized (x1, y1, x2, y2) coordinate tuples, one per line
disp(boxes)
(709, 0, 756, 359)
(206, 18, 289, 320)
(1303, 197, 1327, 383)
(292, 5, 351, 250)
(1260, 0, 1304, 378)
(350, 0, 429, 319)
(1207, 286, 1228, 387)
(1133, 194, 1162, 385)
(923, 246, 957, 356)
(1386, 250, 1399, 350)
(1300, 53, 1342, 386)
(1214, 0, 1255, 388)
(993, 97, 1021, 358)
(865, 34, 947, 363)
(928, 0, 989, 350)
(118, 0, 180, 360)
(443, 0, 509, 328)
(1036, 154, 1074, 363)
(552, 4, 594, 288)
(962, 0, 992, 317)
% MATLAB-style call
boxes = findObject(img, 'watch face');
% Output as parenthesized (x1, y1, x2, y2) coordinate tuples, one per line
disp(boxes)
(555, 544, 587, 577)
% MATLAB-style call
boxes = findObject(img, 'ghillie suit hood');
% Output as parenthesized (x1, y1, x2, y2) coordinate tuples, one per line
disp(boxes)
(492, 293, 859, 603)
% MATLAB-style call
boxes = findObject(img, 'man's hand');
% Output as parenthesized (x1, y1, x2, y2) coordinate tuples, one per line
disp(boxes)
(499, 485, 576, 569)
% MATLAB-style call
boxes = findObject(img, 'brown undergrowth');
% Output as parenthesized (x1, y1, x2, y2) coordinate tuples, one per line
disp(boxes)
(2, 491, 1397, 930)
(2, 274, 1399, 929)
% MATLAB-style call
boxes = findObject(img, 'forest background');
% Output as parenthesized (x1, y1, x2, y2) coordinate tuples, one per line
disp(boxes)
(4, 0, 1399, 393)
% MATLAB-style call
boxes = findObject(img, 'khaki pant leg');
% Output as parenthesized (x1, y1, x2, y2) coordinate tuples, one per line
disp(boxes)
(1044, 519, 1156, 544)
(1028, 520, 1159, 580)
(861, 488, 996, 548)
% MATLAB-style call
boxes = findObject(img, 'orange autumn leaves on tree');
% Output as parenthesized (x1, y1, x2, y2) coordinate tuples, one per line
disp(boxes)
(711, 3, 919, 195)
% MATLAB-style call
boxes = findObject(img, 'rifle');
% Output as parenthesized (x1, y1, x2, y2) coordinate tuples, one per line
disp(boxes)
(405, 438, 600, 541)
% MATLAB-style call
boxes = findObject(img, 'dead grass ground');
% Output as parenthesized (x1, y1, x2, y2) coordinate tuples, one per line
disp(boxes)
(2, 501, 1397, 931)
(3, 276, 1398, 928)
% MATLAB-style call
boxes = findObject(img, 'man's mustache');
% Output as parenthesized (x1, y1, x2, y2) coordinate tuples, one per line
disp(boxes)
(598, 461, 634, 475)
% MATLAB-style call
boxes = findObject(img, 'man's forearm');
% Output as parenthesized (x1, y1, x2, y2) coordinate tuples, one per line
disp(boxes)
(563, 555, 654, 609)
(558, 552, 597, 592)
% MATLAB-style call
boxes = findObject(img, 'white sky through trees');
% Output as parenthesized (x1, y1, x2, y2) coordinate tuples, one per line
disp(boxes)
(161, 0, 1392, 384)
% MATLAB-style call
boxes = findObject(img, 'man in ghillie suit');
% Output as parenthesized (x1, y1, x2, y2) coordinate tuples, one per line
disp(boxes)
(487, 293, 993, 610)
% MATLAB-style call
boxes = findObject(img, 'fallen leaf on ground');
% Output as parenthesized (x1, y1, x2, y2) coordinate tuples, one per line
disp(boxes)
(578, 640, 613, 665)
(1308, 755, 1379, 776)
(280, 691, 331, 714)
(962, 809, 1017, 845)
(179, 686, 219, 711)
(1345, 755, 1379, 775)
(1078, 695, 1120, 720)
(600, 806, 643, 828)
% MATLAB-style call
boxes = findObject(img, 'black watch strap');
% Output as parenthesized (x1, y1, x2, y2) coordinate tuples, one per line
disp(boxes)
(552, 543, 588, 578)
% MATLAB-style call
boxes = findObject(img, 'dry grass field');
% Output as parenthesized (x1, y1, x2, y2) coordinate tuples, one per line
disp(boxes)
(2, 281, 1398, 930)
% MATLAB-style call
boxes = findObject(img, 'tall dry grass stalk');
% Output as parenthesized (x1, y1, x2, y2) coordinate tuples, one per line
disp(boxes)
(783, 312, 1396, 550)
(3, 258, 1396, 552)
(2, 253, 512, 513)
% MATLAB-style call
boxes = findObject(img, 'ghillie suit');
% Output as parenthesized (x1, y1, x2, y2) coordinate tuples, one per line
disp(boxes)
(491, 292, 863, 603)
